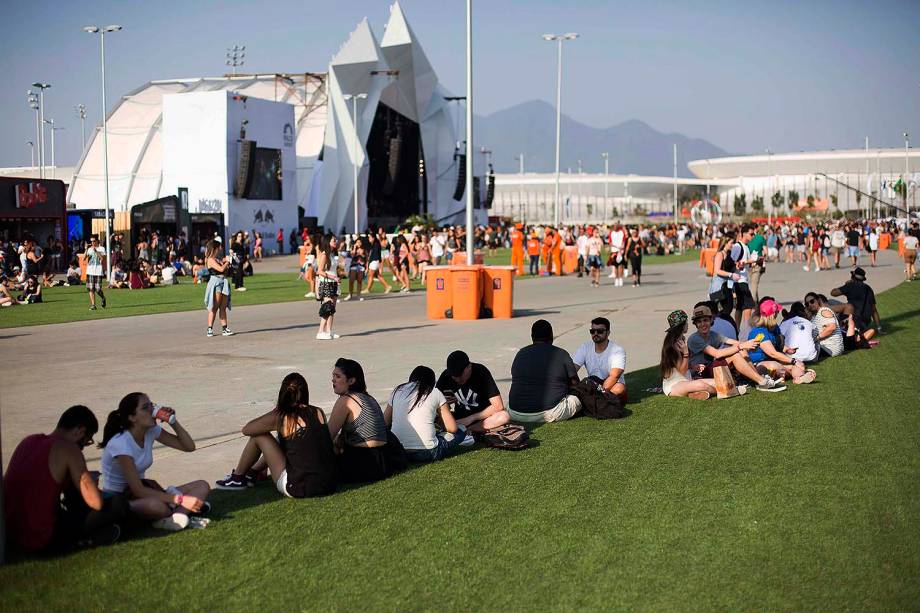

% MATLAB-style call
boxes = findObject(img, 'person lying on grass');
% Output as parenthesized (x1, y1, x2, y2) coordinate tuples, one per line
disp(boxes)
(99, 392, 211, 531)
(687, 303, 786, 393)
(4, 405, 128, 553)
(659, 309, 718, 400)
(745, 300, 816, 385)
(216, 372, 338, 497)
(385, 365, 467, 463)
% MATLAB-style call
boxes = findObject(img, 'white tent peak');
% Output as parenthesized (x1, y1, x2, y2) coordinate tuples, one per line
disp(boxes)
(381, 1, 414, 47)
(332, 18, 382, 68)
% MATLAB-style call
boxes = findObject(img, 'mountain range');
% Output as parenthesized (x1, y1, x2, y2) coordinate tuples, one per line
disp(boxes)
(474, 100, 731, 177)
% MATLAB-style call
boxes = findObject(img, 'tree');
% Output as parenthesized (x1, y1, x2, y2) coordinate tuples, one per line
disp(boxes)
(806, 194, 815, 208)
(771, 191, 784, 212)
(830, 194, 838, 208)
(733, 193, 747, 217)
(787, 190, 800, 209)
(751, 195, 764, 212)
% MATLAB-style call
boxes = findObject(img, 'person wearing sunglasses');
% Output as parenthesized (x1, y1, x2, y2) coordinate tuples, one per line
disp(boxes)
(3, 405, 128, 553)
(572, 317, 629, 405)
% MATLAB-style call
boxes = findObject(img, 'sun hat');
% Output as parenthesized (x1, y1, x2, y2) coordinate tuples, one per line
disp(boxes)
(851, 266, 866, 281)
(667, 310, 688, 329)
(759, 299, 783, 317)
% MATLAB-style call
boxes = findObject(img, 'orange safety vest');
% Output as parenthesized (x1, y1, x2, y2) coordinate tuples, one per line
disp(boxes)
(526, 238, 541, 256)
(511, 229, 524, 249)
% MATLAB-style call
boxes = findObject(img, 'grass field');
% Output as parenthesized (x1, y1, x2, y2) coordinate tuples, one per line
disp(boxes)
(2, 281, 917, 611)
(0, 248, 700, 329)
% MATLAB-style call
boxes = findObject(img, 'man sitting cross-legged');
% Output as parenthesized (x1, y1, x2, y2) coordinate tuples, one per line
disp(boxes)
(688, 303, 786, 393)
(508, 320, 582, 423)
(436, 350, 511, 435)
(572, 316, 629, 405)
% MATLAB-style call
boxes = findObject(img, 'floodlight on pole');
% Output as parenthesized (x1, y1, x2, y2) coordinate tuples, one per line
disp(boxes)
(76, 104, 87, 149)
(543, 32, 578, 227)
(514, 153, 525, 223)
(905, 132, 911, 216)
(765, 148, 773, 225)
(601, 152, 609, 223)
(27, 91, 41, 176)
(84, 24, 122, 281)
(44, 118, 64, 178)
(32, 83, 50, 179)
(226, 45, 246, 76)
(343, 93, 368, 236)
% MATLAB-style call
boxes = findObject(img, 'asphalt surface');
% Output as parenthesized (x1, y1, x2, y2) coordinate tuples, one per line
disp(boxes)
(0, 250, 905, 485)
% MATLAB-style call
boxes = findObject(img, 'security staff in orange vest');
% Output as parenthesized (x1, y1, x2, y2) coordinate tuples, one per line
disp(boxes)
(510, 224, 525, 275)
(542, 228, 555, 275)
(526, 233, 541, 275)
(551, 228, 563, 276)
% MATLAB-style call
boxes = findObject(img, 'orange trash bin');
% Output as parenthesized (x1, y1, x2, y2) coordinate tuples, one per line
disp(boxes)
(452, 251, 484, 265)
(563, 246, 578, 274)
(425, 266, 453, 320)
(701, 248, 717, 275)
(879, 233, 891, 251)
(482, 266, 514, 319)
(451, 265, 482, 320)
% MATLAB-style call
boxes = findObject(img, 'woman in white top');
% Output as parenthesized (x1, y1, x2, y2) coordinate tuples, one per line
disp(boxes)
(659, 310, 717, 400)
(867, 227, 879, 268)
(99, 392, 210, 531)
(385, 366, 467, 463)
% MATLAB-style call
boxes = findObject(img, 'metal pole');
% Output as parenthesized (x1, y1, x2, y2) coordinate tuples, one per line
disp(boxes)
(603, 153, 609, 224)
(876, 149, 881, 218)
(553, 39, 563, 228)
(101, 31, 113, 280)
(865, 136, 870, 219)
(39, 89, 46, 179)
(673, 143, 678, 222)
(518, 154, 524, 223)
(465, 0, 474, 264)
(905, 132, 911, 216)
(353, 95, 359, 235)
(28, 141, 34, 168)
(34, 106, 42, 177)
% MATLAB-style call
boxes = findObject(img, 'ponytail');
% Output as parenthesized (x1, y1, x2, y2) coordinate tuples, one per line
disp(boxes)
(99, 392, 144, 448)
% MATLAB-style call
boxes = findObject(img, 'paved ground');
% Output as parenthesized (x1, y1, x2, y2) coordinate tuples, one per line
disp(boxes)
(0, 250, 905, 485)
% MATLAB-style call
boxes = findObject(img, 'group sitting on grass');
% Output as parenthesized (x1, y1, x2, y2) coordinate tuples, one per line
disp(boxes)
(659, 266, 881, 400)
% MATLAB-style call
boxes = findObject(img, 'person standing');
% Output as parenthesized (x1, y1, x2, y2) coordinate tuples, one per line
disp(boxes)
(276, 228, 284, 255)
(85, 235, 107, 311)
(901, 229, 917, 281)
(625, 227, 644, 287)
(526, 231, 541, 276)
(747, 225, 767, 303)
(608, 223, 627, 285)
(510, 224, 525, 276)
(730, 225, 757, 330)
(867, 226, 879, 268)
(845, 224, 862, 267)
(587, 227, 604, 287)
(204, 239, 233, 337)
(315, 234, 340, 340)
(230, 231, 247, 292)
(830, 224, 846, 268)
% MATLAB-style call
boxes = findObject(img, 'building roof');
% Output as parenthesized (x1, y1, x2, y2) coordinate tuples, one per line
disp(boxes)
(689, 148, 920, 179)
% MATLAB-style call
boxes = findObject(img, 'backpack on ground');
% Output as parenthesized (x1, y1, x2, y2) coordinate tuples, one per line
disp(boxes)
(480, 424, 530, 450)
(570, 378, 628, 420)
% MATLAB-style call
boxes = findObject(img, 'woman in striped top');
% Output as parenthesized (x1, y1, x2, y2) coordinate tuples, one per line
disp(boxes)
(805, 292, 845, 357)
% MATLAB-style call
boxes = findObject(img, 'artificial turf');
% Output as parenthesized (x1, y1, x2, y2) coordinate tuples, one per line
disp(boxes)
(1, 281, 917, 611)
(0, 248, 700, 328)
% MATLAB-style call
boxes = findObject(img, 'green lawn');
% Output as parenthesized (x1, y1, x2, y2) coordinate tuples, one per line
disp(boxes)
(2, 282, 917, 611)
(1, 249, 701, 328)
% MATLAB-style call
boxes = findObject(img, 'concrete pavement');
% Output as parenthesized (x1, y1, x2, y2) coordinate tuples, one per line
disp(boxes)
(0, 250, 905, 485)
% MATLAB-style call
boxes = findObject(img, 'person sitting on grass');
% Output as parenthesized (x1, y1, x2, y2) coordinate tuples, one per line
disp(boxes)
(17, 275, 42, 304)
(830, 267, 880, 340)
(804, 292, 845, 357)
(216, 373, 338, 497)
(192, 256, 209, 284)
(436, 350, 510, 434)
(4, 405, 128, 552)
(659, 310, 718, 400)
(687, 304, 786, 392)
(0, 274, 16, 307)
(508, 320, 583, 422)
(66, 259, 82, 286)
(99, 392, 211, 531)
(779, 302, 819, 363)
(746, 300, 816, 385)
(572, 316, 630, 404)
(385, 365, 467, 463)
(327, 358, 407, 483)
(109, 261, 128, 289)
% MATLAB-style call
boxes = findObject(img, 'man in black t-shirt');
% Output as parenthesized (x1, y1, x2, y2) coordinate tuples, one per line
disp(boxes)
(508, 320, 581, 423)
(831, 267, 880, 338)
(436, 351, 510, 433)
(845, 225, 861, 266)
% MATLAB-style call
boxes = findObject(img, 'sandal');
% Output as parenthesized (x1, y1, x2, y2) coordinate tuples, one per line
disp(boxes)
(687, 391, 711, 400)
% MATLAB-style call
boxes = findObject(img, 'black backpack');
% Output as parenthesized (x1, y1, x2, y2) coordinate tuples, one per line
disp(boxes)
(570, 378, 627, 420)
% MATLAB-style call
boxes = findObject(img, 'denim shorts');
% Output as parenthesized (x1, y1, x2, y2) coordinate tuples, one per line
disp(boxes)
(405, 427, 466, 463)
(847, 246, 859, 257)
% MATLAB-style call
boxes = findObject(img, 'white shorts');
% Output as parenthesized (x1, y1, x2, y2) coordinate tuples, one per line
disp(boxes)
(508, 394, 581, 423)
(369, 260, 380, 271)
(276, 470, 293, 498)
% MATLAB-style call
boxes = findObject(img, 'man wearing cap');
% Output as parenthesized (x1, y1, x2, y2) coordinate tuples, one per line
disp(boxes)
(687, 304, 785, 392)
(436, 351, 510, 434)
(730, 224, 758, 329)
(84, 236, 107, 311)
(830, 267, 880, 338)
(508, 320, 581, 423)
(746, 299, 816, 385)
(572, 317, 629, 404)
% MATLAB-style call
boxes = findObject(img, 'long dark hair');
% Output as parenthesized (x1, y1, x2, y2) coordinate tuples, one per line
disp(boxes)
(99, 392, 144, 448)
(276, 372, 312, 438)
(659, 323, 686, 380)
(335, 358, 367, 393)
(395, 365, 436, 413)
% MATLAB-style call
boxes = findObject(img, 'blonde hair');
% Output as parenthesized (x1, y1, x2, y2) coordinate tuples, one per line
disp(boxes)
(759, 312, 779, 329)
(204, 240, 223, 261)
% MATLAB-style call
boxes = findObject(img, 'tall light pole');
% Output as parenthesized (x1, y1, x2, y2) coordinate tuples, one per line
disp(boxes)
(27, 141, 34, 168)
(514, 153, 525, 223)
(905, 132, 911, 216)
(84, 25, 121, 281)
(601, 152, 609, 224)
(27, 91, 40, 174)
(226, 45, 245, 76)
(543, 32, 578, 228)
(673, 143, 678, 222)
(864, 136, 870, 218)
(343, 93, 368, 235)
(465, 0, 474, 263)
(44, 118, 64, 178)
(32, 83, 50, 178)
(76, 104, 87, 150)
(766, 148, 773, 224)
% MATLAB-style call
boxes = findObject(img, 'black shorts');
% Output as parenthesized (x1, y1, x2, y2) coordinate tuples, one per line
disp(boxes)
(734, 282, 755, 310)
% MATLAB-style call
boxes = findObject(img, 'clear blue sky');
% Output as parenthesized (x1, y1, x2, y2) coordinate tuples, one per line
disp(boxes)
(2, 0, 917, 168)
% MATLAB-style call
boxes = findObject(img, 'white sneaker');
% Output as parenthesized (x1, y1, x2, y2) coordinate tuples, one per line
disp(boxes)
(152, 512, 189, 531)
(607, 272, 616, 278)
(187, 516, 210, 529)
(460, 432, 476, 447)
(304, 291, 315, 298)
(342, 295, 352, 301)
(316, 332, 332, 340)
(235, 286, 247, 292)
(331, 333, 341, 339)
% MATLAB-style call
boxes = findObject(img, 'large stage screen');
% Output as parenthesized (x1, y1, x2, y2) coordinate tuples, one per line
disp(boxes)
(247, 147, 282, 200)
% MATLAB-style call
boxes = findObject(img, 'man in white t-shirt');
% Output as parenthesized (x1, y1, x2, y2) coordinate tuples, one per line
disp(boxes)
(608, 224, 627, 285)
(84, 236, 107, 311)
(573, 316, 628, 404)
(576, 229, 589, 278)
(830, 224, 847, 268)
(779, 303, 819, 362)
(430, 231, 445, 265)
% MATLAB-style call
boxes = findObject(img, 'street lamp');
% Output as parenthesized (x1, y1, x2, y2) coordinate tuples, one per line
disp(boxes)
(765, 148, 773, 224)
(76, 104, 87, 150)
(31, 83, 50, 178)
(27, 141, 34, 168)
(904, 132, 911, 216)
(514, 153, 525, 223)
(84, 24, 122, 280)
(27, 91, 40, 175)
(226, 45, 245, 76)
(543, 32, 578, 227)
(343, 93, 368, 235)
(44, 118, 64, 178)
(601, 152, 609, 223)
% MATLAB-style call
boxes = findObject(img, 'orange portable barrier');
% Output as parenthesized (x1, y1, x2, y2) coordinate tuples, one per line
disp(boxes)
(898, 237, 905, 256)
(452, 251, 484, 265)
(700, 248, 717, 275)
(878, 233, 891, 250)
(425, 266, 453, 319)
(482, 266, 514, 319)
(451, 265, 482, 320)
(563, 246, 578, 274)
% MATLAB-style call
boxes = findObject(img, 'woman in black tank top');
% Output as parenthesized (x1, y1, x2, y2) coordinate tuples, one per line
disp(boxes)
(215, 373, 338, 497)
